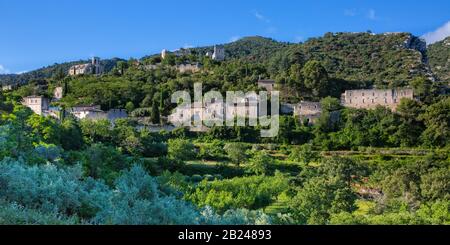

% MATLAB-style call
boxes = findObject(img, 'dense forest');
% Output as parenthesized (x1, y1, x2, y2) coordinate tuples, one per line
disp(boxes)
(0, 32, 449, 225)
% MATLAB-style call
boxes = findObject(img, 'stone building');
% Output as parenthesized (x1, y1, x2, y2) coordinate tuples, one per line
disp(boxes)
(340, 88, 413, 111)
(2, 84, 14, 91)
(161, 49, 168, 59)
(53, 86, 63, 100)
(22, 95, 49, 115)
(294, 101, 322, 125)
(168, 96, 259, 131)
(161, 48, 191, 59)
(257, 79, 276, 92)
(68, 57, 103, 76)
(176, 63, 202, 73)
(67, 105, 127, 122)
(280, 103, 295, 114)
(68, 105, 104, 120)
(211, 45, 225, 61)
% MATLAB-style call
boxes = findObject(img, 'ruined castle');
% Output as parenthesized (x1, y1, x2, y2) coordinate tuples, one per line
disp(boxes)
(68, 57, 103, 76)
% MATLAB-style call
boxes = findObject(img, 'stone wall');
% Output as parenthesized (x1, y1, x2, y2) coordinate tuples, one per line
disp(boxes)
(294, 101, 322, 125)
(341, 88, 413, 111)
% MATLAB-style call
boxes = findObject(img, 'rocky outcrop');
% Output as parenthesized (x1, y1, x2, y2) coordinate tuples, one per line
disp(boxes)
(403, 34, 428, 62)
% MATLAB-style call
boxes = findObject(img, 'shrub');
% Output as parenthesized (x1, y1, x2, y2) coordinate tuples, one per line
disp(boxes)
(168, 138, 196, 161)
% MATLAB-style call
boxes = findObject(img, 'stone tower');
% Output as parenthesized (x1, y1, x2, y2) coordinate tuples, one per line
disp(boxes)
(161, 49, 168, 59)
(212, 45, 225, 61)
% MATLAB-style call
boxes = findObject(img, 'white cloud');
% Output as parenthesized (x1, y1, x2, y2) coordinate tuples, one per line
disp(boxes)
(183, 43, 194, 49)
(229, 36, 241, 42)
(252, 10, 276, 35)
(367, 9, 377, 20)
(253, 10, 270, 23)
(422, 21, 450, 45)
(0, 65, 10, 74)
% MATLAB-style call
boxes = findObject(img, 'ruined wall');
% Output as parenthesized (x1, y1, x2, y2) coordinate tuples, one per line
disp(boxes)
(341, 88, 413, 111)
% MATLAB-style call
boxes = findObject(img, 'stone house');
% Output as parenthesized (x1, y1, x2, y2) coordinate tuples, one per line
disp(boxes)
(257, 79, 276, 92)
(22, 95, 50, 115)
(2, 84, 15, 91)
(68, 105, 127, 122)
(294, 101, 322, 125)
(341, 88, 413, 111)
(68, 105, 104, 120)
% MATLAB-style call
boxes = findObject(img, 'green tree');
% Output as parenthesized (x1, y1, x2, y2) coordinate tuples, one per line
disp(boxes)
(125, 101, 135, 114)
(290, 177, 357, 224)
(247, 150, 272, 175)
(289, 143, 319, 164)
(301, 60, 329, 98)
(27, 114, 61, 145)
(150, 99, 160, 124)
(60, 118, 83, 150)
(420, 97, 450, 147)
(224, 143, 248, 166)
(320, 96, 341, 112)
(82, 143, 128, 185)
(167, 138, 196, 161)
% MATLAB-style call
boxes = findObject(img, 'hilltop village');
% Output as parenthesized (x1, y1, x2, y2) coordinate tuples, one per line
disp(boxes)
(0, 33, 449, 226)
(19, 45, 415, 131)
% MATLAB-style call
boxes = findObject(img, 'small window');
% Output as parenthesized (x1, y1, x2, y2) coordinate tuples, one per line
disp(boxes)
(362, 93, 365, 96)
(362, 99, 365, 104)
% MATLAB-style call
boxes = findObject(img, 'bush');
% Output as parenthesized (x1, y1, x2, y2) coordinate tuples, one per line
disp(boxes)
(168, 138, 196, 161)
(186, 172, 289, 213)
(197, 140, 226, 160)
(224, 143, 248, 166)
(288, 143, 319, 164)
(246, 150, 272, 175)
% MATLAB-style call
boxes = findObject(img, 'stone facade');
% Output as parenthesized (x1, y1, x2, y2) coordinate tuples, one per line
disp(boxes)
(168, 96, 259, 131)
(257, 79, 275, 92)
(161, 49, 168, 59)
(176, 63, 201, 73)
(2, 85, 14, 91)
(68, 57, 103, 76)
(53, 87, 63, 100)
(22, 96, 49, 115)
(68, 105, 127, 122)
(68, 105, 104, 120)
(211, 45, 225, 61)
(294, 101, 322, 125)
(340, 88, 413, 111)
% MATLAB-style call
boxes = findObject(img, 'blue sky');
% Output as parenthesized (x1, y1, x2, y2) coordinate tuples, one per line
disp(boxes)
(1, 0, 450, 74)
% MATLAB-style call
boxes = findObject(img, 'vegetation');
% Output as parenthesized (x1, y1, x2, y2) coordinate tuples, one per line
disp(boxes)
(0, 31, 449, 225)
(428, 36, 450, 84)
